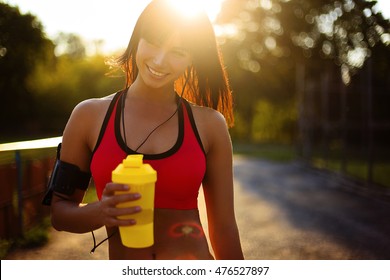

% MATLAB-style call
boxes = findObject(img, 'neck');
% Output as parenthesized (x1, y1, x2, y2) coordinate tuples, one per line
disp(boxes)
(129, 79, 177, 105)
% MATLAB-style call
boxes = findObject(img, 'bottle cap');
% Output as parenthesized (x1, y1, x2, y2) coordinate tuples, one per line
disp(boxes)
(123, 154, 143, 168)
(112, 155, 157, 184)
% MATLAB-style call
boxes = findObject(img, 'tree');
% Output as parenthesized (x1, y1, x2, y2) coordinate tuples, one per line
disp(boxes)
(54, 32, 86, 59)
(0, 3, 55, 140)
(216, 0, 390, 143)
(277, 0, 390, 83)
(27, 53, 124, 136)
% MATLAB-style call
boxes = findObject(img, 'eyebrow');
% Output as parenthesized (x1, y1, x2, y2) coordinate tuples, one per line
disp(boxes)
(172, 47, 190, 54)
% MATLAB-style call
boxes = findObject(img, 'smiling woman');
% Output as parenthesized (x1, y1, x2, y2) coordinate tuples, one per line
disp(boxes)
(46, 0, 243, 260)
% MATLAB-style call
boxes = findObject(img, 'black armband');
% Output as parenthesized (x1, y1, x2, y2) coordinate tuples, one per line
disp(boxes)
(42, 144, 91, 206)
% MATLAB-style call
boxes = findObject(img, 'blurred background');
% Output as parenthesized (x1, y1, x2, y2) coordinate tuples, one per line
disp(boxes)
(0, 0, 389, 258)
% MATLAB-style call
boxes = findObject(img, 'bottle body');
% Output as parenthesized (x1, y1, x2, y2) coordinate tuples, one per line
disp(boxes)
(112, 155, 156, 248)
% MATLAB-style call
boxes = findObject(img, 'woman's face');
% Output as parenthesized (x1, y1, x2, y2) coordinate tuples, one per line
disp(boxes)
(135, 33, 192, 90)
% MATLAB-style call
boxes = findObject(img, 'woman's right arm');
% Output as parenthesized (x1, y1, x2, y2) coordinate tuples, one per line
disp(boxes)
(50, 99, 140, 233)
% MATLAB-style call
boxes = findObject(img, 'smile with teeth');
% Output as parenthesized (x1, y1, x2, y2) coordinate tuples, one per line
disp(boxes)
(147, 65, 168, 77)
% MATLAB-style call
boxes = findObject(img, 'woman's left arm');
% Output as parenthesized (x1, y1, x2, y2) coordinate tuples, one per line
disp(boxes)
(201, 110, 244, 260)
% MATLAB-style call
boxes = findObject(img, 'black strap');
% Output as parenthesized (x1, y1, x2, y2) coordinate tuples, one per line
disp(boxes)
(42, 143, 62, 206)
(42, 143, 91, 205)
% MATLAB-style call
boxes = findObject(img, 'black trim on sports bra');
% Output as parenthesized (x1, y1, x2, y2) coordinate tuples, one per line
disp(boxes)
(91, 90, 124, 156)
(182, 100, 206, 156)
(115, 94, 184, 160)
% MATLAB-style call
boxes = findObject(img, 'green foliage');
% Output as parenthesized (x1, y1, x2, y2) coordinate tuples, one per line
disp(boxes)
(0, 217, 52, 258)
(218, 0, 390, 143)
(0, 3, 125, 141)
(27, 53, 124, 136)
(373, 163, 390, 188)
(0, 239, 12, 259)
(233, 143, 296, 162)
(251, 99, 297, 144)
(0, 3, 55, 140)
(312, 158, 390, 188)
(16, 217, 51, 248)
(54, 32, 86, 59)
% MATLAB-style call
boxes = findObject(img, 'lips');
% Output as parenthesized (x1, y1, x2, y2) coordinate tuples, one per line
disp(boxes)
(147, 65, 168, 78)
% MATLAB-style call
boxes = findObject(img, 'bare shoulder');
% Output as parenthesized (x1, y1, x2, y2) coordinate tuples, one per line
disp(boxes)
(61, 93, 117, 165)
(65, 93, 117, 133)
(71, 93, 115, 117)
(190, 103, 227, 126)
(188, 103, 230, 153)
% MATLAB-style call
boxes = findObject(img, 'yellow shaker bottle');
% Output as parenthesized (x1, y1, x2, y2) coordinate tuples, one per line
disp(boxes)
(112, 154, 157, 248)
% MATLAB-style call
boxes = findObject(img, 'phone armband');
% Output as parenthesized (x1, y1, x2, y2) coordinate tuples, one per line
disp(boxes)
(42, 144, 91, 205)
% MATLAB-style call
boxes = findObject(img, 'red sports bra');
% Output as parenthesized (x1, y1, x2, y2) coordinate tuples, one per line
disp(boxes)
(90, 91, 206, 209)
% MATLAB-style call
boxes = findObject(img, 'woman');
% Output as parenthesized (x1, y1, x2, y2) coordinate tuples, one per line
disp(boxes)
(50, 0, 243, 260)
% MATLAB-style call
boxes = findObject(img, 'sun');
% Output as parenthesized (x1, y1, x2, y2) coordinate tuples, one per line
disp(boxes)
(166, 0, 225, 22)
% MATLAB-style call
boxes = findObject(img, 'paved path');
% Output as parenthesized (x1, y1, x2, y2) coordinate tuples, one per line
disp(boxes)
(5, 156, 390, 260)
(234, 156, 390, 260)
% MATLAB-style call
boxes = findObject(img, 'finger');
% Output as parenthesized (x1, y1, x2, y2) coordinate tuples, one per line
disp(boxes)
(104, 207, 142, 227)
(106, 206, 142, 217)
(103, 193, 141, 209)
(105, 217, 137, 227)
(103, 183, 129, 195)
(114, 192, 141, 204)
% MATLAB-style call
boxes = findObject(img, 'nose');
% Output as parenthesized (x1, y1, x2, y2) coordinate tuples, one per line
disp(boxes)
(152, 48, 168, 66)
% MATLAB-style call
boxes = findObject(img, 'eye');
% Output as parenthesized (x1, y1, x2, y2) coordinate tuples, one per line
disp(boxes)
(171, 49, 190, 58)
(143, 37, 161, 48)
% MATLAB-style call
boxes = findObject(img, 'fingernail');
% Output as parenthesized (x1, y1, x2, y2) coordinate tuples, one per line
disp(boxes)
(123, 185, 129, 190)
(134, 193, 141, 199)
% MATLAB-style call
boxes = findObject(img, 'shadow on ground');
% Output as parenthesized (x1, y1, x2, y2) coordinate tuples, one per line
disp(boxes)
(233, 155, 390, 259)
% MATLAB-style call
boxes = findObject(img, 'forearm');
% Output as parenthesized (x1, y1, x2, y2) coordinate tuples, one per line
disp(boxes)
(51, 198, 104, 233)
(209, 223, 244, 260)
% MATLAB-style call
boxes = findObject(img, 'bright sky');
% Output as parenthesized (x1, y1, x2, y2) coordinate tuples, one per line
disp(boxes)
(3, 0, 390, 54)
(3, 0, 225, 54)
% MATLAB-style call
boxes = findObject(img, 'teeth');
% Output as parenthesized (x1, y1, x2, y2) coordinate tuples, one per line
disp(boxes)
(148, 66, 166, 77)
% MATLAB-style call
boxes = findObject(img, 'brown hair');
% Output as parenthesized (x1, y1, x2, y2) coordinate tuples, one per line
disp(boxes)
(114, 0, 234, 126)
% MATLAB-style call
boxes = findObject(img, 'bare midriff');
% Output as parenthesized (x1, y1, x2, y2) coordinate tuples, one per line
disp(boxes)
(106, 208, 214, 260)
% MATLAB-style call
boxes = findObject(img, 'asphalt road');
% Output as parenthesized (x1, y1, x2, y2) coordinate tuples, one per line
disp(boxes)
(5, 155, 390, 260)
(233, 156, 390, 260)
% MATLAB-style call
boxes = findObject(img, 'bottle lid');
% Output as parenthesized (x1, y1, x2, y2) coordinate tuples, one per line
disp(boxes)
(123, 154, 143, 168)
(112, 155, 157, 184)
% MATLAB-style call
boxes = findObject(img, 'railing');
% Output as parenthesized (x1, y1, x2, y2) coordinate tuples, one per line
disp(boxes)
(0, 137, 62, 152)
(0, 137, 62, 239)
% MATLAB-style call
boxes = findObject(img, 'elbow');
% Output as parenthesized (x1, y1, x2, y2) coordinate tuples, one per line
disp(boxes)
(51, 219, 62, 232)
(50, 200, 69, 231)
(50, 209, 64, 231)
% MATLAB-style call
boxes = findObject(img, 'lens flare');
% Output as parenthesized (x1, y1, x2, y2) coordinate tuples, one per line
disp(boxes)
(166, 0, 223, 22)
(167, 0, 203, 17)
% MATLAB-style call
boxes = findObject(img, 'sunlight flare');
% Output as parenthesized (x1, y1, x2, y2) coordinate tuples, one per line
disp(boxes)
(166, 0, 224, 22)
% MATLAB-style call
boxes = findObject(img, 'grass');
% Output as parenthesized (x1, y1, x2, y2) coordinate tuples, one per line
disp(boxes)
(0, 239, 12, 259)
(15, 217, 52, 248)
(373, 164, 390, 188)
(312, 158, 390, 188)
(232, 142, 390, 188)
(0, 217, 52, 259)
(233, 142, 296, 162)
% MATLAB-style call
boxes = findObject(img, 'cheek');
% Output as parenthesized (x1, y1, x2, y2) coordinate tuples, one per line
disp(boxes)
(135, 47, 147, 66)
(171, 57, 192, 73)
